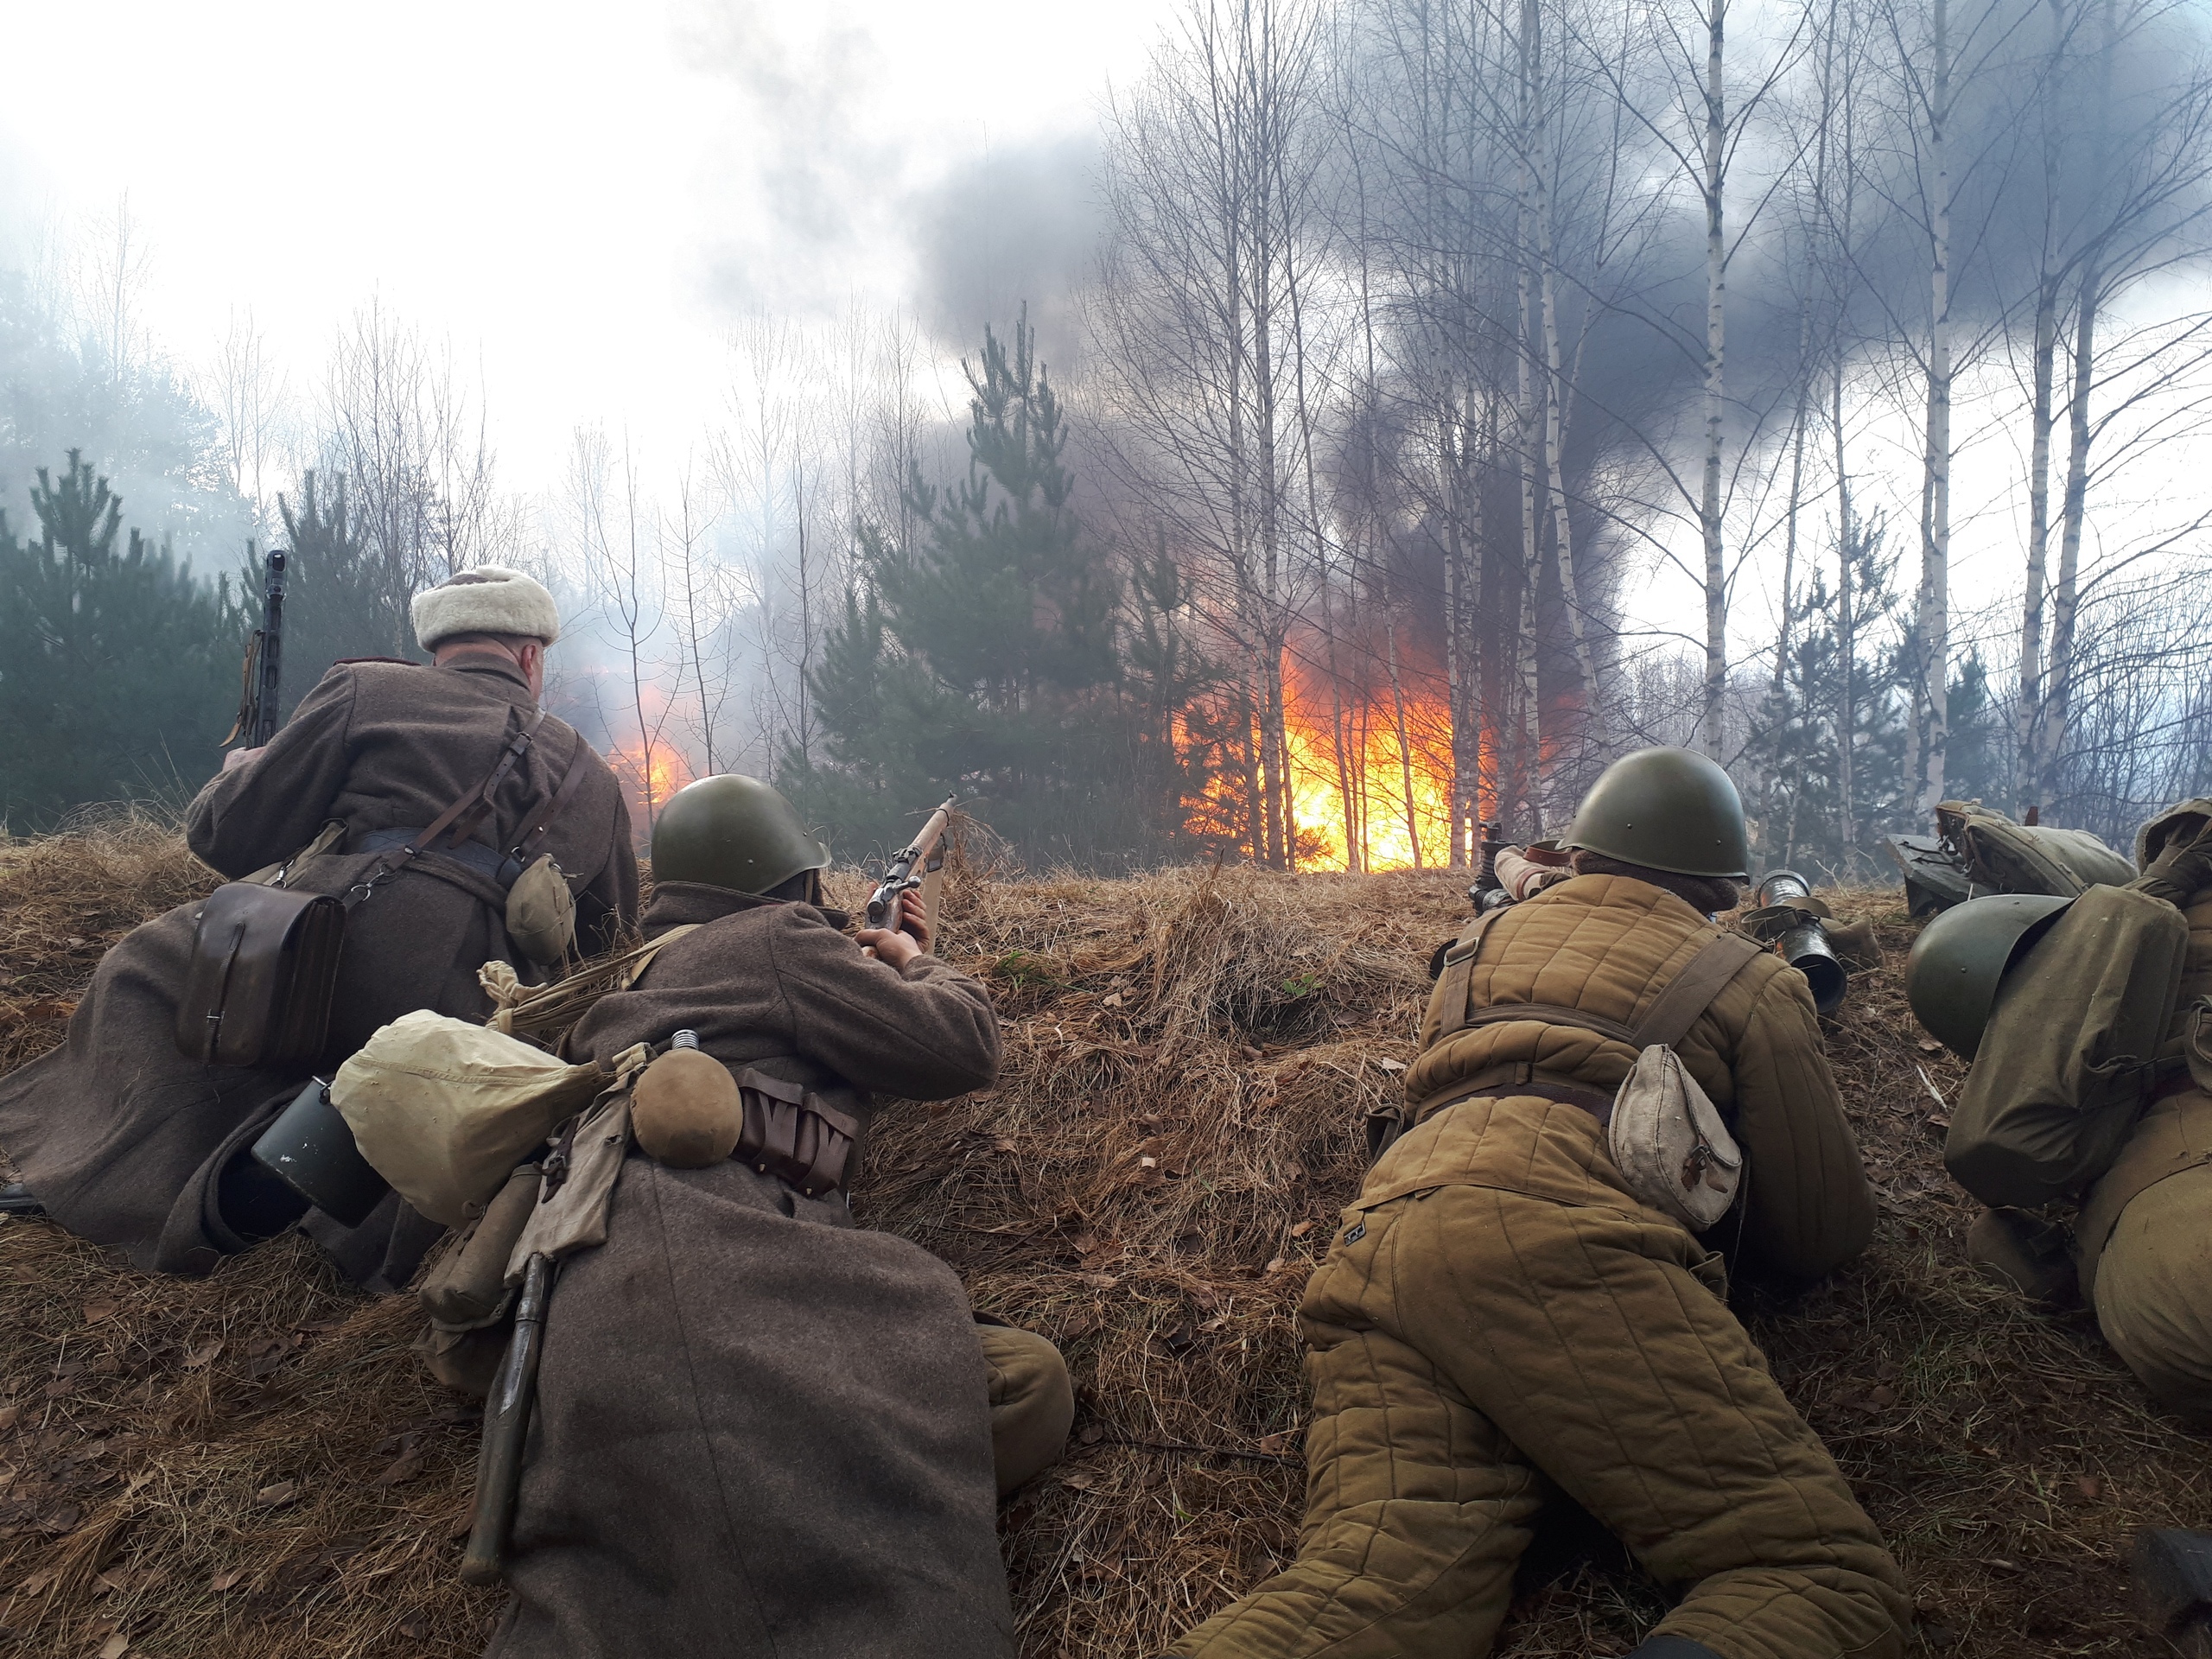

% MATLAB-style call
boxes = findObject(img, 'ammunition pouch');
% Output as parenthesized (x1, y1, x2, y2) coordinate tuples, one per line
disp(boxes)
(734, 1069, 860, 1198)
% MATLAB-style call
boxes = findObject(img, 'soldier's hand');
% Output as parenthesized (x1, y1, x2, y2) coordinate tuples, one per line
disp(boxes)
(858, 889, 931, 969)
(221, 745, 266, 775)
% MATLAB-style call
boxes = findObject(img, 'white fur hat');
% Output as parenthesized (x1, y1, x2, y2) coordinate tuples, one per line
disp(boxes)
(411, 565, 562, 649)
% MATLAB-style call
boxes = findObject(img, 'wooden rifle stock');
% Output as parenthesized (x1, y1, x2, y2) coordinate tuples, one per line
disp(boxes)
(866, 796, 957, 937)
(461, 1251, 555, 1586)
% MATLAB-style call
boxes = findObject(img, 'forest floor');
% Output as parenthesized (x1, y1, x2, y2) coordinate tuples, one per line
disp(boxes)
(0, 819, 2203, 1658)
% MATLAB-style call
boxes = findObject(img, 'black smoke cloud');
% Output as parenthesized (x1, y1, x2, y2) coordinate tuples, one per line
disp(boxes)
(905, 135, 1105, 375)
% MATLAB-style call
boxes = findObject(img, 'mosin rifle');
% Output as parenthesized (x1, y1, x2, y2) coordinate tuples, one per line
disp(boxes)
(866, 796, 958, 940)
(224, 546, 289, 750)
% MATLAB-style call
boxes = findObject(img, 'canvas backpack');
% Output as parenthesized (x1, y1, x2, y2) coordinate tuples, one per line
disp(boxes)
(1945, 883, 2190, 1208)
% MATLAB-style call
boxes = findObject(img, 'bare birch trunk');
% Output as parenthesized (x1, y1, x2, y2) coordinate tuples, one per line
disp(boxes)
(1833, 361, 1858, 858)
(1516, 0, 1546, 817)
(1700, 0, 1731, 759)
(1915, 0, 1954, 816)
(1519, 572, 1545, 836)
(1388, 622, 1424, 868)
(2018, 276, 2059, 813)
(1527, 0, 1596, 719)
(2038, 266, 2101, 804)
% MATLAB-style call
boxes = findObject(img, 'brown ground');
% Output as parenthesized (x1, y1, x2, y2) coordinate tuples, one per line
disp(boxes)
(0, 819, 2202, 1657)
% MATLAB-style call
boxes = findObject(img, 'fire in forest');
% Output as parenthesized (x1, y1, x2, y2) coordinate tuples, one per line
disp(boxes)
(607, 739, 694, 830)
(1186, 641, 1465, 873)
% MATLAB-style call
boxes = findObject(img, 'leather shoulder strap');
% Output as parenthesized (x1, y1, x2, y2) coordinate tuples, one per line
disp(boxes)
(435, 708, 550, 852)
(344, 709, 548, 910)
(1630, 932, 1765, 1050)
(513, 728, 594, 861)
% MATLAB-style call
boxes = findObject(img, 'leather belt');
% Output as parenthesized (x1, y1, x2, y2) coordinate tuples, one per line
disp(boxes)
(359, 826, 524, 889)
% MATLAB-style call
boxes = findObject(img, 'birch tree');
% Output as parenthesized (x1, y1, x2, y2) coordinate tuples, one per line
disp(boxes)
(1092, 0, 1335, 868)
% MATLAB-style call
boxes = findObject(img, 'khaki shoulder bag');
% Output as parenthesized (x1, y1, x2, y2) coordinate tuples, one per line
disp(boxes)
(175, 709, 556, 1070)
(1936, 800, 2135, 896)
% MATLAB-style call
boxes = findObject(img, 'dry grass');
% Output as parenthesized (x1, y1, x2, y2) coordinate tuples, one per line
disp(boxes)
(0, 825, 2202, 1656)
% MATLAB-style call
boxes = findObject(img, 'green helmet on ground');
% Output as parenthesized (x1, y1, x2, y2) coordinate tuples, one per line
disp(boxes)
(1563, 747, 1751, 880)
(1903, 893, 2074, 1060)
(650, 774, 830, 895)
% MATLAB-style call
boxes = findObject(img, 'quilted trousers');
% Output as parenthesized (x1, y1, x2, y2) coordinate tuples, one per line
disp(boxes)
(1169, 1182, 1908, 1659)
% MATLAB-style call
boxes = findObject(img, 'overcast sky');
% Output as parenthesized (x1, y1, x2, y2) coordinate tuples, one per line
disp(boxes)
(4, 0, 2206, 673)
(0, 0, 1173, 497)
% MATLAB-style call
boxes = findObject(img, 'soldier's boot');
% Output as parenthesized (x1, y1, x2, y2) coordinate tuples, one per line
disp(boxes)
(1967, 1206, 2080, 1306)
(1626, 1638, 1722, 1658)
(2133, 1529, 2212, 1657)
(0, 1181, 43, 1217)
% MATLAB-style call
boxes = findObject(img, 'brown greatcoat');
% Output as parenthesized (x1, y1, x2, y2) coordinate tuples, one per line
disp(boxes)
(0, 652, 637, 1287)
(1174, 874, 1904, 1659)
(486, 881, 1014, 1659)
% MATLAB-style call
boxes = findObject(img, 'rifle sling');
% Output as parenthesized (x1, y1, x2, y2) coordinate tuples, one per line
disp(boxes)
(513, 731, 594, 863)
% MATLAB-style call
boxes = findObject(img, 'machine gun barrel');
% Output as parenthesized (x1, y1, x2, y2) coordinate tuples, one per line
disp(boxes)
(1746, 868, 1847, 1014)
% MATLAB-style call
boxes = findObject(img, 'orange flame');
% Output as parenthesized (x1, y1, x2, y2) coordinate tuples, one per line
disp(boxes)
(607, 739, 694, 830)
(1183, 643, 1468, 872)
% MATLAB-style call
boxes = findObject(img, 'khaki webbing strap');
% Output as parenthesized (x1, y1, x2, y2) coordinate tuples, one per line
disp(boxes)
(1389, 927, 1766, 1161)
(1421, 907, 1511, 1050)
(616, 924, 702, 992)
(1454, 1002, 1640, 1045)
(1630, 933, 1765, 1050)
(1425, 921, 1760, 1056)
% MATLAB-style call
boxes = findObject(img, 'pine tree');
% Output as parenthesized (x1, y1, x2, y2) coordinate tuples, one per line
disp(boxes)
(789, 313, 1175, 863)
(277, 469, 408, 709)
(0, 451, 246, 828)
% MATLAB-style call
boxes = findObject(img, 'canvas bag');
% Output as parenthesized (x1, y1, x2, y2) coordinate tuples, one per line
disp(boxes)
(1945, 883, 2190, 1208)
(504, 855, 576, 969)
(1608, 1043, 1745, 1230)
(330, 1011, 609, 1226)
(1936, 800, 2135, 897)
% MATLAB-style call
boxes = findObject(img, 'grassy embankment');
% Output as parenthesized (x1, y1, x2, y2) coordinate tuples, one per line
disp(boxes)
(0, 818, 2202, 1656)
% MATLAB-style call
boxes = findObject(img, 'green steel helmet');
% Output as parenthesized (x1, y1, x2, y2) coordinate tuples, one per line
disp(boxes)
(650, 774, 830, 895)
(1904, 893, 2075, 1060)
(1563, 747, 1751, 880)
